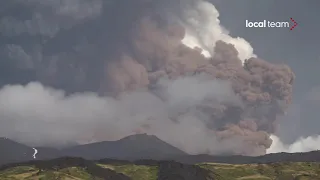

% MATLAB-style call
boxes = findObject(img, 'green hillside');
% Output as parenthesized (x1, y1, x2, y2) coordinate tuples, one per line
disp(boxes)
(0, 163, 157, 180)
(199, 162, 320, 180)
(1, 160, 320, 180)
(96, 163, 158, 180)
(0, 166, 100, 180)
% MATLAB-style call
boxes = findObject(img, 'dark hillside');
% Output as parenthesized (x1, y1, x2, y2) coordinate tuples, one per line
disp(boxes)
(0, 137, 34, 164)
(62, 134, 187, 160)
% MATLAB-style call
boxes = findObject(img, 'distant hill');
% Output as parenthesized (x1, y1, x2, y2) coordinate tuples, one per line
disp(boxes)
(2, 134, 320, 167)
(170, 150, 320, 164)
(0, 137, 66, 165)
(33, 147, 62, 160)
(0, 137, 34, 164)
(62, 133, 187, 160)
(0, 134, 187, 165)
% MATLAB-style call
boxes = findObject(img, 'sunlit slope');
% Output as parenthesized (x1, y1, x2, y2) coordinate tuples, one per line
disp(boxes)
(0, 164, 158, 180)
(0, 166, 101, 180)
(97, 164, 158, 180)
(199, 162, 320, 180)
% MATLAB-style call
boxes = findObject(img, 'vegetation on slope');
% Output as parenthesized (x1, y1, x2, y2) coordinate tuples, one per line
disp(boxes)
(198, 162, 320, 180)
(1, 158, 320, 180)
(0, 166, 100, 180)
(97, 163, 158, 180)
(0, 157, 131, 180)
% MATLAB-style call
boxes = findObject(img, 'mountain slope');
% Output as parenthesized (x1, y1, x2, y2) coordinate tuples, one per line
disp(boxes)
(0, 134, 187, 165)
(32, 147, 62, 160)
(62, 133, 187, 160)
(0, 138, 65, 165)
(0, 137, 34, 164)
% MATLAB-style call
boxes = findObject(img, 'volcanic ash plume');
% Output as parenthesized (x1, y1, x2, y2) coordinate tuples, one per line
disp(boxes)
(0, 0, 294, 156)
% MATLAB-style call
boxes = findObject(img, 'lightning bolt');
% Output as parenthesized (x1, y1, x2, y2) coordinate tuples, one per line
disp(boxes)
(32, 148, 38, 159)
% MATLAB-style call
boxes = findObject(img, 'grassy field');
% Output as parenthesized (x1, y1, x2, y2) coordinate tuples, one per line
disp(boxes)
(97, 163, 158, 180)
(0, 161, 320, 179)
(0, 166, 100, 180)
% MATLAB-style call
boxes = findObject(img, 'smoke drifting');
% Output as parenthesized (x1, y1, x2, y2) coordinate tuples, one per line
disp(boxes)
(0, 76, 242, 154)
(0, 0, 295, 155)
(267, 135, 320, 153)
(267, 86, 320, 154)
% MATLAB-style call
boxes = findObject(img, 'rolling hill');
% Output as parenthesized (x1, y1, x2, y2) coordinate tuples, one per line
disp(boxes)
(2, 134, 320, 166)
(1, 157, 320, 180)
(1, 134, 320, 179)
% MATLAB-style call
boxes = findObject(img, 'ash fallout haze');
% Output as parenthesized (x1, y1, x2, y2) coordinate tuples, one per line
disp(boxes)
(0, 0, 317, 156)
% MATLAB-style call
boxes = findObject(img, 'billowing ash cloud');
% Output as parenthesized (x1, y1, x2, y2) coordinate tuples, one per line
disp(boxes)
(0, 75, 244, 154)
(176, 0, 255, 61)
(0, 0, 295, 156)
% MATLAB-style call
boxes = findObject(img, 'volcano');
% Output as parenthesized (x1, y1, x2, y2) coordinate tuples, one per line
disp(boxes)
(0, 134, 187, 165)
(62, 133, 187, 160)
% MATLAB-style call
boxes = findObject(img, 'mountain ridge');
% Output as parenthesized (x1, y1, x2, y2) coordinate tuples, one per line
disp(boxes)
(0, 134, 187, 165)
(62, 133, 187, 160)
(1, 134, 320, 166)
